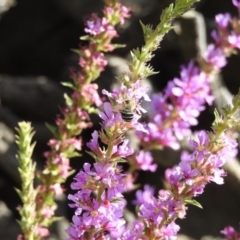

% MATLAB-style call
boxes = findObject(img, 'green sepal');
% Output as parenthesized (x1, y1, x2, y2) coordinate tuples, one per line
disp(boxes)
(67, 169, 76, 178)
(140, 21, 153, 40)
(132, 48, 141, 59)
(130, 50, 138, 61)
(141, 64, 159, 78)
(49, 168, 60, 176)
(86, 150, 97, 160)
(87, 106, 98, 114)
(65, 151, 81, 159)
(15, 188, 22, 198)
(41, 216, 63, 227)
(66, 123, 77, 131)
(61, 81, 76, 91)
(111, 197, 126, 203)
(45, 123, 58, 138)
(232, 89, 240, 106)
(42, 168, 52, 175)
(80, 35, 91, 41)
(161, 3, 174, 22)
(107, 43, 126, 50)
(113, 158, 127, 163)
(64, 93, 73, 107)
(71, 48, 84, 56)
(184, 199, 203, 209)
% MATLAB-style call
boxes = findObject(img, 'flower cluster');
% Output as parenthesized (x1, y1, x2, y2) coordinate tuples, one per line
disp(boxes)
(33, 1, 131, 238)
(201, 0, 240, 73)
(14, 0, 240, 239)
(138, 1, 240, 152)
(125, 128, 238, 239)
(138, 62, 214, 150)
(221, 225, 240, 240)
(66, 162, 127, 239)
(66, 0, 240, 239)
(102, 80, 150, 128)
(66, 97, 150, 238)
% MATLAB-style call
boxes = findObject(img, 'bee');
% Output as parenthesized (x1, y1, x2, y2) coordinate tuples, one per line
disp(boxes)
(119, 99, 137, 122)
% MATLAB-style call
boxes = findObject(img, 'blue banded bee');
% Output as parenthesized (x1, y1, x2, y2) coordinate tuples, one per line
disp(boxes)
(119, 98, 137, 122)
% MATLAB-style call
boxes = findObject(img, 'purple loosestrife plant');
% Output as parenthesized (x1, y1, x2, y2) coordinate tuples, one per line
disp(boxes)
(138, 62, 214, 151)
(66, 0, 202, 239)
(137, 0, 240, 153)
(66, 100, 150, 239)
(31, 1, 131, 238)
(221, 225, 240, 240)
(15, 122, 38, 240)
(124, 92, 240, 239)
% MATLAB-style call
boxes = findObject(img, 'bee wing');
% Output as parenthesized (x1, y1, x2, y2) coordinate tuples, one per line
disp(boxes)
(112, 103, 122, 113)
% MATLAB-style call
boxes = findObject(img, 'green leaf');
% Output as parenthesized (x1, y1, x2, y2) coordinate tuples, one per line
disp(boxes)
(61, 81, 76, 90)
(184, 199, 203, 209)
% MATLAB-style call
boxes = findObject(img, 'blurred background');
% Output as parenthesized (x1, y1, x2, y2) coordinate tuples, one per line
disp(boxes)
(0, 0, 240, 239)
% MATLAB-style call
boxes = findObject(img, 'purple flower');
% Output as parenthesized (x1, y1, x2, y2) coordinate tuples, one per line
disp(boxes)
(132, 185, 155, 205)
(133, 191, 184, 239)
(228, 33, 240, 49)
(134, 151, 157, 172)
(211, 30, 222, 45)
(215, 13, 231, 29)
(179, 160, 199, 186)
(98, 102, 122, 127)
(232, 0, 240, 8)
(86, 131, 99, 152)
(138, 196, 165, 226)
(189, 131, 211, 162)
(131, 116, 149, 134)
(66, 215, 87, 240)
(113, 139, 134, 158)
(68, 189, 92, 210)
(103, 3, 131, 25)
(138, 122, 180, 150)
(91, 52, 108, 71)
(218, 134, 238, 160)
(122, 220, 147, 240)
(85, 15, 117, 37)
(139, 62, 214, 150)
(210, 134, 238, 169)
(221, 226, 240, 239)
(165, 166, 183, 186)
(159, 222, 180, 240)
(70, 163, 92, 190)
(67, 198, 126, 239)
(67, 162, 127, 238)
(85, 17, 105, 35)
(208, 168, 226, 184)
(205, 44, 227, 69)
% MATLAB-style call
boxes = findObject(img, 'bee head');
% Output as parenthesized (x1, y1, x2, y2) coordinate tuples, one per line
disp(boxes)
(123, 98, 136, 111)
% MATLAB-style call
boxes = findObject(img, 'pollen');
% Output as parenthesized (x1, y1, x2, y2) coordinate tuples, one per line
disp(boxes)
(91, 210, 99, 217)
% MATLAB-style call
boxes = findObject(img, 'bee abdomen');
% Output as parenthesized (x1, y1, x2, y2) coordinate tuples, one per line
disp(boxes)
(120, 110, 134, 122)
